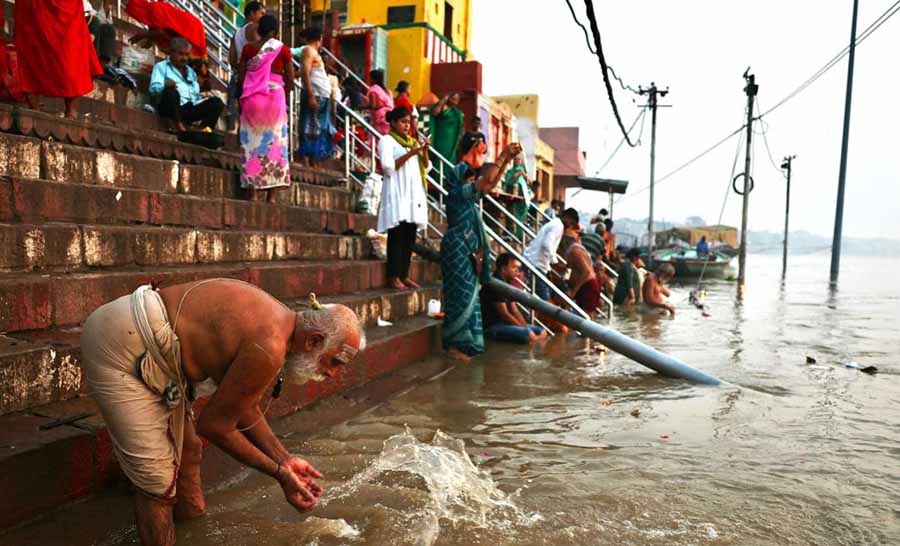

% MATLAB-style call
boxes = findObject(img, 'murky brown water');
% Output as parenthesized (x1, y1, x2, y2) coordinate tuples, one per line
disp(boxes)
(10, 255, 900, 545)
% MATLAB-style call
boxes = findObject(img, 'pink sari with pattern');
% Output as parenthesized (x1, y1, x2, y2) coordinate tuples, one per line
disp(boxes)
(240, 38, 290, 190)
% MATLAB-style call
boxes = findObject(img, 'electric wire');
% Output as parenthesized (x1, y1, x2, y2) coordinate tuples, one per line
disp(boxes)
(563, 0, 596, 54)
(615, 126, 745, 204)
(755, 98, 786, 178)
(597, 109, 646, 174)
(580, 0, 640, 147)
(570, 109, 645, 199)
(760, 0, 900, 118)
(616, 0, 900, 206)
(695, 125, 746, 286)
(608, 65, 642, 95)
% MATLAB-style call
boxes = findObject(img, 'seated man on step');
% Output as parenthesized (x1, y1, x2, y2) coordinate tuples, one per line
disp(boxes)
(480, 252, 548, 344)
(80, 279, 365, 546)
(149, 38, 224, 133)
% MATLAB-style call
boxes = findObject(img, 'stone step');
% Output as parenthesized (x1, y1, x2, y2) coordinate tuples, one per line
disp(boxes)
(0, 258, 441, 333)
(0, 313, 443, 529)
(0, 222, 372, 273)
(0, 132, 356, 210)
(0, 104, 347, 188)
(2, 177, 377, 234)
(0, 283, 442, 415)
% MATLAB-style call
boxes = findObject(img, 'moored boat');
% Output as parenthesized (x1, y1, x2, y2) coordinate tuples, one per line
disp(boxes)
(653, 248, 734, 278)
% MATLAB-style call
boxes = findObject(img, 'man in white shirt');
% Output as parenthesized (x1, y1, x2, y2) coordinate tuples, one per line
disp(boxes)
(523, 214, 564, 300)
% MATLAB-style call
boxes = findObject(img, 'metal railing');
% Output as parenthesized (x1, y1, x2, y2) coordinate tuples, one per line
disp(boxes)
(134, 4, 612, 319)
(327, 95, 589, 322)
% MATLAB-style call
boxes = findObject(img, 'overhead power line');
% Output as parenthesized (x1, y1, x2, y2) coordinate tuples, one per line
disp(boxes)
(597, 109, 646, 174)
(761, 0, 900, 118)
(615, 0, 900, 205)
(579, 0, 640, 147)
(563, 0, 596, 54)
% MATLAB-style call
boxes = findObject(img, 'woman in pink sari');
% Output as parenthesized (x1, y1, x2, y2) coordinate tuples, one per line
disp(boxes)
(365, 69, 393, 135)
(239, 15, 294, 203)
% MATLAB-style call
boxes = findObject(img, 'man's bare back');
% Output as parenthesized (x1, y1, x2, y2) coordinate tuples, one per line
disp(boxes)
(159, 278, 295, 385)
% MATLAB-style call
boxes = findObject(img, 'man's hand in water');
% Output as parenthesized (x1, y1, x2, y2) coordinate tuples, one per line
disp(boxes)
(284, 456, 324, 497)
(276, 464, 318, 512)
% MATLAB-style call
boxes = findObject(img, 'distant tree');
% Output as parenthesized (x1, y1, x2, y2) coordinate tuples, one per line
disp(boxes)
(685, 216, 706, 227)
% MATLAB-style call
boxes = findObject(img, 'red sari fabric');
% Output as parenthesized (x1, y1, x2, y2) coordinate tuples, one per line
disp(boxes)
(126, 0, 208, 58)
(13, 0, 102, 98)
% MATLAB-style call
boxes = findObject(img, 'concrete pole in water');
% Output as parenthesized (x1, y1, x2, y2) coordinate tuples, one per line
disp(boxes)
(639, 83, 668, 269)
(830, 0, 860, 284)
(738, 70, 758, 290)
(485, 278, 722, 385)
(781, 155, 796, 277)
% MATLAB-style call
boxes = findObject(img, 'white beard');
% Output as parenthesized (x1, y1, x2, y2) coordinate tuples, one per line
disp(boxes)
(283, 352, 327, 385)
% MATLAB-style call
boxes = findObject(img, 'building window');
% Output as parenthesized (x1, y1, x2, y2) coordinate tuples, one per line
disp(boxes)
(444, 2, 454, 41)
(387, 5, 415, 24)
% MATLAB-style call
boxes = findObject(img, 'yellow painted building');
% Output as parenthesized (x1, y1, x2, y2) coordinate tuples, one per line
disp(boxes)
(337, 0, 472, 101)
(493, 94, 555, 204)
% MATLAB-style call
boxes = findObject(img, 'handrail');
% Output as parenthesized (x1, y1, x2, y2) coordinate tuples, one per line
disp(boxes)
(154, 5, 606, 319)
(321, 47, 369, 91)
(327, 94, 589, 318)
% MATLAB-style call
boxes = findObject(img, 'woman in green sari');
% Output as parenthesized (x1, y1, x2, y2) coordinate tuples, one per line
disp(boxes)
(441, 142, 522, 361)
(430, 92, 464, 165)
(502, 155, 534, 240)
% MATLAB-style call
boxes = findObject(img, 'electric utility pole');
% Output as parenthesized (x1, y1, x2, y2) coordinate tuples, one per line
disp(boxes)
(639, 83, 669, 269)
(781, 155, 796, 277)
(737, 70, 758, 290)
(830, 0, 859, 283)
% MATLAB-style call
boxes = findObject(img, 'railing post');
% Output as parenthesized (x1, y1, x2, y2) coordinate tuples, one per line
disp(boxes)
(344, 113, 350, 179)
(439, 161, 444, 210)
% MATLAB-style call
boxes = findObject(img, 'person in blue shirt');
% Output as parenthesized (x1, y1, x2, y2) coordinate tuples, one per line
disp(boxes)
(150, 37, 224, 132)
(480, 253, 547, 345)
(696, 235, 710, 257)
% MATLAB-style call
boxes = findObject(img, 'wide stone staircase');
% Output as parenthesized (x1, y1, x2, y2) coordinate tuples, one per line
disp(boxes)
(0, 10, 445, 529)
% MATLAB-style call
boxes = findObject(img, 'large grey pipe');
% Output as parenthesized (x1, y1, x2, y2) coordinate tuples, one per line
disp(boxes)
(485, 279, 722, 385)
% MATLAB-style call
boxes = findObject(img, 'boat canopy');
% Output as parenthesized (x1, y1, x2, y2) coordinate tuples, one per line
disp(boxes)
(655, 225, 738, 248)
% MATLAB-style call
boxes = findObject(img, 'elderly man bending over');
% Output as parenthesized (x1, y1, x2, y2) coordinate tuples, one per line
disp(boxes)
(80, 279, 365, 546)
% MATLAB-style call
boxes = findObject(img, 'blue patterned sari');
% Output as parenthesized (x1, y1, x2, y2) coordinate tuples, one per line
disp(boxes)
(440, 164, 493, 356)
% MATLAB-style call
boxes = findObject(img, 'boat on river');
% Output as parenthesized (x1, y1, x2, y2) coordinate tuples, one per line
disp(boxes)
(652, 225, 738, 277)
(653, 247, 734, 278)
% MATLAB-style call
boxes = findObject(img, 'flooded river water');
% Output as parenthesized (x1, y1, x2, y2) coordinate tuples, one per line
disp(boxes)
(10, 255, 900, 545)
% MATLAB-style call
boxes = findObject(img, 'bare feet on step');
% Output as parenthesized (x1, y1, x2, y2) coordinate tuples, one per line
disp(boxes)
(447, 347, 472, 362)
(402, 278, 421, 289)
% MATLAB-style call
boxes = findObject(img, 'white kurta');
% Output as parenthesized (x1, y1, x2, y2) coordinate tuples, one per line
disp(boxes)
(377, 135, 429, 233)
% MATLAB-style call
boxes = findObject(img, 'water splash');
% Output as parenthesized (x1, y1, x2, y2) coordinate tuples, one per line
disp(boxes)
(323, 429, 539, 544)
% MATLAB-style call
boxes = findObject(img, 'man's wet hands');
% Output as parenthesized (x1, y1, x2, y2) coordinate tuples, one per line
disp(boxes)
(276, 457, 324, 512)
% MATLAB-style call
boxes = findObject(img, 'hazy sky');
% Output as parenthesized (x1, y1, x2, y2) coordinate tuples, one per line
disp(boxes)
(471, 0, 900, 239)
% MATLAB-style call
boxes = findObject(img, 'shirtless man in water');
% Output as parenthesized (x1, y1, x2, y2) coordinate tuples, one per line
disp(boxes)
(555, 208, 602, 318)
(642, 263, 676, 315)
(80, 279, 365, 546)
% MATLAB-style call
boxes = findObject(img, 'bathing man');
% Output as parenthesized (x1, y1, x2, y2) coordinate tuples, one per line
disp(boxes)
(80, 279, 366, 546)
(642, 263, 676, 316)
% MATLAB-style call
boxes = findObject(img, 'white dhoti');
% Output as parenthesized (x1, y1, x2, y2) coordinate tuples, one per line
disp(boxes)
(81, 285, 187, 500)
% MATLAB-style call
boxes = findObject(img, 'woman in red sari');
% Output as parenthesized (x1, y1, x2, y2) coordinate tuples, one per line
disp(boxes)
(126, 0, 208, 59)
(14, 0, 102, 118)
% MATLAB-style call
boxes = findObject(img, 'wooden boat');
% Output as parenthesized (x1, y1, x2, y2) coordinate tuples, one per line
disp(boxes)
(653, 248, 734, 278)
